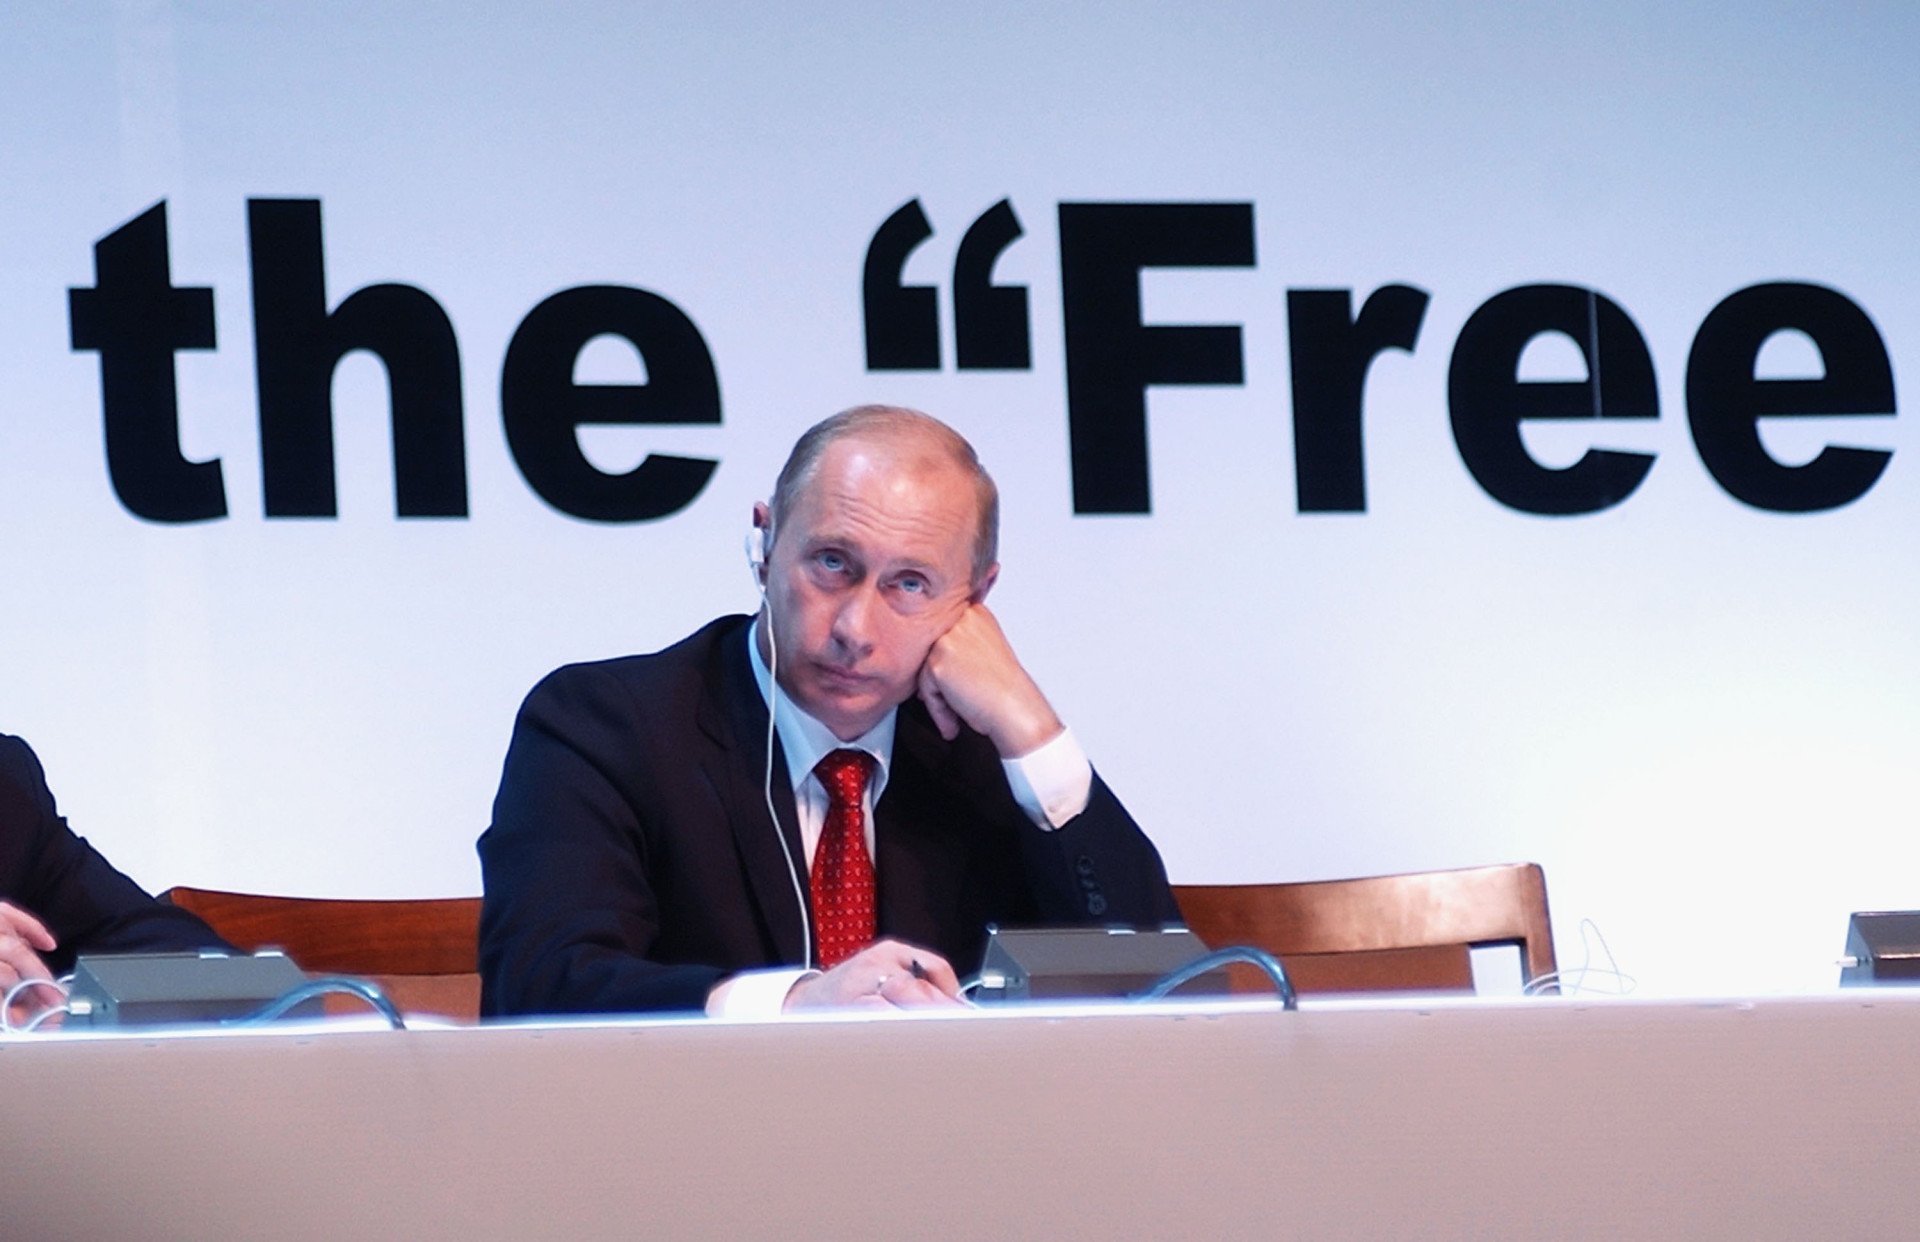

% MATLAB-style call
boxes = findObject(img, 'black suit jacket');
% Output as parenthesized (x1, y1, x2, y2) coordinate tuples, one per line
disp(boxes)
(478, 615, 1179, 1016)
(0, 734, 230, 975)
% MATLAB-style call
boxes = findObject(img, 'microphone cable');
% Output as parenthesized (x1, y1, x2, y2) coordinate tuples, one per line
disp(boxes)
(753, 527, 815, 970)
(1137, 945, 1298, 1010)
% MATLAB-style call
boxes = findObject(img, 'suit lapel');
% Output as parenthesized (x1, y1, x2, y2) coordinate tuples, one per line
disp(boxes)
(698, 620, 811, 965)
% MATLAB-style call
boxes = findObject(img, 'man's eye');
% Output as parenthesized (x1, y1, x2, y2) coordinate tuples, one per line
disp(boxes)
(896, 575, 927, 594)
(818, 551, 846, 572)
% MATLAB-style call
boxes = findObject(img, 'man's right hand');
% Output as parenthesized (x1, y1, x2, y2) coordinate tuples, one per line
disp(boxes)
(0, 901, 59, 1025)
(784, 939, 964, 1011)
(916, 603, 1064, 759)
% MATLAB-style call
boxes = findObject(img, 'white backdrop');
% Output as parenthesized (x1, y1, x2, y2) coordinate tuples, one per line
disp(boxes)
(4, 2, 1917, 996)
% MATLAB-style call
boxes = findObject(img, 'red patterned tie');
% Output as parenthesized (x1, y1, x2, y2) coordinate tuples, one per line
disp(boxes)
(811, 748, 877, 968)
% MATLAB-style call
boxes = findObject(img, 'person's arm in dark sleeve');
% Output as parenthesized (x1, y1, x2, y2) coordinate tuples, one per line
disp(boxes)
(0, 734, 232, 978)
(476, 667, 727, 1017)
(911, 604, 1181, 930)
(1015, 769, 1181, 927)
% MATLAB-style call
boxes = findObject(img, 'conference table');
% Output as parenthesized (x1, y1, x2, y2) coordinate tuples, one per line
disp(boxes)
(3, 991, 1913, 1239)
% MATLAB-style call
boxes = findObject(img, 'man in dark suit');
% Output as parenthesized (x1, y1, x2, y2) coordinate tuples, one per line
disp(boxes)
(479, 405, 1179, 1018)
(1, 733, 231, 1023)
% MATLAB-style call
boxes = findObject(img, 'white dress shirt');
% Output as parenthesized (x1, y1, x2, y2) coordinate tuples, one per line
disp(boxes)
(706, 619, 1093, 1017)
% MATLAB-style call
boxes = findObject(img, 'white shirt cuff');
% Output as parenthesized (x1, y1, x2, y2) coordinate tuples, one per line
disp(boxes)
(1001, 727, 1093, 830)
(705, 967, 818, 1019)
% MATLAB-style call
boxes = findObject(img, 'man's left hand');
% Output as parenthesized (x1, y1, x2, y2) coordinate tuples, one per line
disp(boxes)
(917, 604, 1064, 757)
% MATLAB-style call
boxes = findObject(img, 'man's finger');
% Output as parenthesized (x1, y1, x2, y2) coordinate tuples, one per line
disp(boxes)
(0, 902, 57, 953)
(874, 970, 962, 1008)
(0, 957, 47, 996)
(0, 932, 54, 987)
(916, 664, 961, 741)
(885, 977, 963, 1007)
(876, 944, 963, 1004)
(909, 952, 963, 998)
(3, 976, 65, 1015)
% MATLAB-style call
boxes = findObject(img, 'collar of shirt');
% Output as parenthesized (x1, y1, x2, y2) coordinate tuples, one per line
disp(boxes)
(746, 618, 894, 864)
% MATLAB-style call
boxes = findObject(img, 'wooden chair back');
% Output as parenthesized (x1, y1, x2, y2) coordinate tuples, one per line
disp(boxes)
(163, 887, 483, 1022)
(1172, 862, 1556, 996)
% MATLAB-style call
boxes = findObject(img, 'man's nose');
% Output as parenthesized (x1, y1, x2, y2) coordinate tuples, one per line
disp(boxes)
(828, 585, 880, 656)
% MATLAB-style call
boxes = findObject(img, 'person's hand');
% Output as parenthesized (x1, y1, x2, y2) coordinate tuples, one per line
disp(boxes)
(784, 939, 964, 1011)
(916, 603, 1064, 757)
(0, 901, 59, 1026)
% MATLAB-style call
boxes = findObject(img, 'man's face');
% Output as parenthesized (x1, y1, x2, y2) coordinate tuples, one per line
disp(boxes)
(758, 435, 983, 741)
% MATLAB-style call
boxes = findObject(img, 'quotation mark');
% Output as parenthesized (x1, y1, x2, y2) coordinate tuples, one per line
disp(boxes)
(862, 198, 1031, 372)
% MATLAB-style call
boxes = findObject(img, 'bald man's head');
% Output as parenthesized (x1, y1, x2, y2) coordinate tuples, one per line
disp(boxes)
(766, 405, 999, 585)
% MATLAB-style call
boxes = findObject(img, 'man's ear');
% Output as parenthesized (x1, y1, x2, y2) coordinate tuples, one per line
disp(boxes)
(971, 562, 1000, 604)
(748, 502, 772, 588)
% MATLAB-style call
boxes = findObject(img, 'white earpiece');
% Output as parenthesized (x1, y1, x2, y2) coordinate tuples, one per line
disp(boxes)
(744, 525, 767, 593)
(746, 516, 810, 965)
